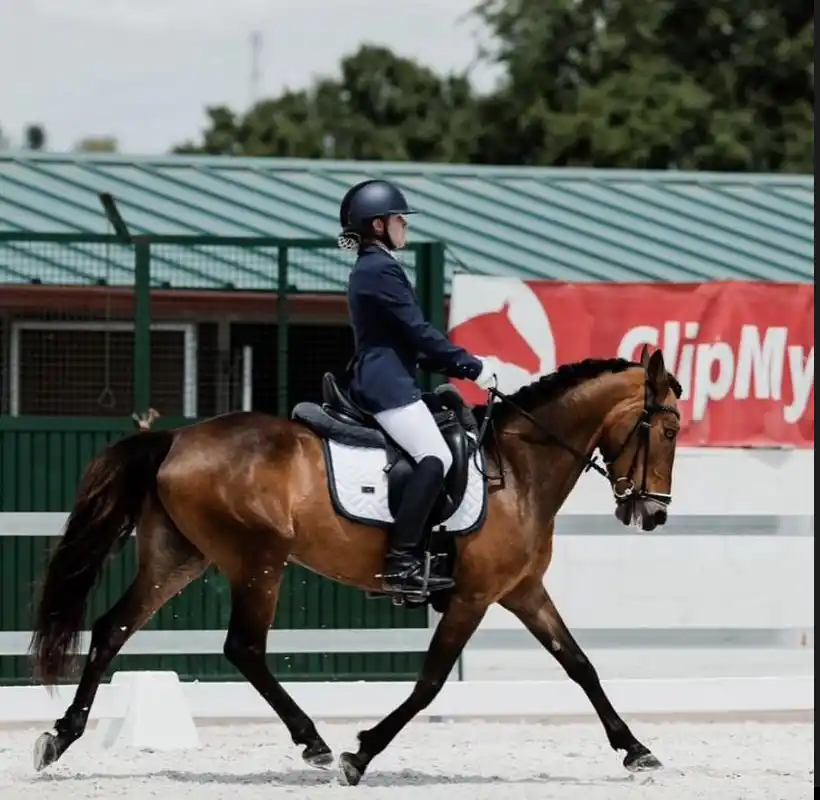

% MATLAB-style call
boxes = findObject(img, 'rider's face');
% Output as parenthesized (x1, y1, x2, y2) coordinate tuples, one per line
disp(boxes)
(386, 215, 407, 249)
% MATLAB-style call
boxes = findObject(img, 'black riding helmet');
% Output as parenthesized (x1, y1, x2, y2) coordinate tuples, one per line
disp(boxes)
(338, 179, 417, 250)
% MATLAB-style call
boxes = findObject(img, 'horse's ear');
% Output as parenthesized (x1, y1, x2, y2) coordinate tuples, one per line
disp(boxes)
(639, 344, 651, 367)
(647, 349, 669, 398)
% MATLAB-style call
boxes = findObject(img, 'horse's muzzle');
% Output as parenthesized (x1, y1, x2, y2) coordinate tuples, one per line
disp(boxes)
(640, 500, 668, 531)
(614, 494, 670, 531)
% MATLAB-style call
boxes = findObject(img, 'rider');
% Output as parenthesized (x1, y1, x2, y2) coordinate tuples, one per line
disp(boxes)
(338, 178, 495, 595)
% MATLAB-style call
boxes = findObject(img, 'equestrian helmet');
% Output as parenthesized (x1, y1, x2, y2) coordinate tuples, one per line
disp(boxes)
(339, 179, 417, 234)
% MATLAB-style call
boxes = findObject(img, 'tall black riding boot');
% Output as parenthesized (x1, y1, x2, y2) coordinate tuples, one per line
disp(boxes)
(381, 456, 455, 595)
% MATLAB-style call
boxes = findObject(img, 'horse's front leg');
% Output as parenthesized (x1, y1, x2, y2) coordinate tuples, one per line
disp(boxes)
(502, 578, 662, 773)
(338, 597, 488, 785)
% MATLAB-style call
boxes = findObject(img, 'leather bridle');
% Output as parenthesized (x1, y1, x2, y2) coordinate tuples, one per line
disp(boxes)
(474, 372, 680, 508)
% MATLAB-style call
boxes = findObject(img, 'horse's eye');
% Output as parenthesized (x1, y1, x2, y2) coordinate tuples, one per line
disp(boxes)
(663, 428, 677, 440)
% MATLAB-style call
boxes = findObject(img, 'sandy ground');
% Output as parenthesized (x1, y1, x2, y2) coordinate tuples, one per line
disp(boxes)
(0, 719, 813, 800)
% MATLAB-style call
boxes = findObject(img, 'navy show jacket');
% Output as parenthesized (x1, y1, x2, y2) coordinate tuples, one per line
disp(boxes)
(345, 244, 482, 413)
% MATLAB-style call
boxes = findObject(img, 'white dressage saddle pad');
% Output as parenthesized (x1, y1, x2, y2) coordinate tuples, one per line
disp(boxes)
(323, 435, 488, 535)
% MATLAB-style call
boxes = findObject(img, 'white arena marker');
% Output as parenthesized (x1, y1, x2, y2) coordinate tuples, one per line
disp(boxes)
(95, 671, 200, 751)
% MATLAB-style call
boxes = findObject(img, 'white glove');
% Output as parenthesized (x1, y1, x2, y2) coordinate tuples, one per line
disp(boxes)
(474, 357, 497, 390)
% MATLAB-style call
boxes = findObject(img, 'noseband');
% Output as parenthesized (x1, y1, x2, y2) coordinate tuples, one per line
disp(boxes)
(598, 380, 680, 507)
(475, 373, 680, 507)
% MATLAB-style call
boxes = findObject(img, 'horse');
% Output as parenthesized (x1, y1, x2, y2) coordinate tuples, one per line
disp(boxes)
(28, 346, 682, 785)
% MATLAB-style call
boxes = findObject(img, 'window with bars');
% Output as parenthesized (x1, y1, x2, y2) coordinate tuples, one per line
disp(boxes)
(9, 322, 197, 417)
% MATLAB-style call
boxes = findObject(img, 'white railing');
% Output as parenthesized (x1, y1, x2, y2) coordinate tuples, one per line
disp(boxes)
(0, 447, 813, 727)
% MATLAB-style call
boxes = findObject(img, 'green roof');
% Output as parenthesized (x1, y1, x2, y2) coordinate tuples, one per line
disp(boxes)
(0, 152, 813, 291)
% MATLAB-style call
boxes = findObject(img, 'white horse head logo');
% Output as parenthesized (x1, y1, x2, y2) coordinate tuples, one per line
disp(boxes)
(449, 275, 556, 394)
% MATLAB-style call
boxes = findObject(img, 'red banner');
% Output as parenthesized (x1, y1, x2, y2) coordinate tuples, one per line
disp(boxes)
(447, 276, 814, 448)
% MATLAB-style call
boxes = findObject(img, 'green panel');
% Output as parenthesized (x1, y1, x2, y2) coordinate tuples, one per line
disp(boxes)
(0, 231, 438, 686)
(0, 536, 425, 685)
(0, 415, 427, 685)
(0, 418, 133, 512)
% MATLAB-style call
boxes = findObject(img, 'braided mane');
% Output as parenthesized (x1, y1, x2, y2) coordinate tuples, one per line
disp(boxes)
(472, 357, 681, 428)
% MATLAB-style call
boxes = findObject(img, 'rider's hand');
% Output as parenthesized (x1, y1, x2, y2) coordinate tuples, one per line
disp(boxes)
(474, 358, 497, 390)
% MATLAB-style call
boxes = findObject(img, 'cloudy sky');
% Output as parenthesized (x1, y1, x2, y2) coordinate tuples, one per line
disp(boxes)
(0, 0, 502, 155)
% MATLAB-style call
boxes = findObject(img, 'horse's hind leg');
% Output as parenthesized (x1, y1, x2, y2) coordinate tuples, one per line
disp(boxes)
(34, 502, 207, 771)
(222, 569, 333, 769)
(501, 577, 662, 772)
(338, 597, 488, 786)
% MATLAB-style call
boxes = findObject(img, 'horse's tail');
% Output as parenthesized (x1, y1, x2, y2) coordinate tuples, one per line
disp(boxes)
(29, 429, 175, 685)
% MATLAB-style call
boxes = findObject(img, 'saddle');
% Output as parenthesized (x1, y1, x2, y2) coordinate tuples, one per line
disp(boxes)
(291, 373, 479, 524)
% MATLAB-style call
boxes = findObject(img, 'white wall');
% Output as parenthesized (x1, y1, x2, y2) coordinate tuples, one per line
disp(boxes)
(453, 447, 814, 681)
(1, 447, 813, 684)
(560, 446, 813, 517)
(484, 534, 813, 632)
(0, 447, 812, 536)
(457, 531, 814, 679)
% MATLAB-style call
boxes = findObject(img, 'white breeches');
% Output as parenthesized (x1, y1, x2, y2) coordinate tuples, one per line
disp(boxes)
(373, 399, 453, 475)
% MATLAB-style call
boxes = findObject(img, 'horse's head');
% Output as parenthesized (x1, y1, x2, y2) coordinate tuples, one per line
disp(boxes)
(598, 346, 681, 531)
(478, 348, 683, 533)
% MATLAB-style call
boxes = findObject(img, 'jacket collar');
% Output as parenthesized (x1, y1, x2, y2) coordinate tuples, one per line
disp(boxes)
(359, 242, 395, 258)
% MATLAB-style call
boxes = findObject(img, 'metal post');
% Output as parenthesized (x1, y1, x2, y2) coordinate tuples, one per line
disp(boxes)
(133, 240, 151, 416)
(414, 244, 430, 392)
(216, 319, 231, 415)
(276, 246, 289, 418)
(241, 345, 253, 411)
(426, 241, 446, 332)
(424, 241, 447, 390)
(98, 193, 132, 242)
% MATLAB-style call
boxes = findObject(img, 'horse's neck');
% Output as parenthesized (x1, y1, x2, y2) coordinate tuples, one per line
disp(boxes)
(517, 374, 637, 525)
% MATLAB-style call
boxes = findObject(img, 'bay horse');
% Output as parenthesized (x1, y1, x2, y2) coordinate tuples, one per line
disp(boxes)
(29, 346, 682, 785)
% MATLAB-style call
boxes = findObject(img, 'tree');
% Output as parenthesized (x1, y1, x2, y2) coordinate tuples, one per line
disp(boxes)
(471, 0, 813, 171)
(0, 124, 51, 151)
(175, 1, 813, 172)
(75, 136, 118, 153)
(175, 45, 481, 162)
(24, 124, 46, 150)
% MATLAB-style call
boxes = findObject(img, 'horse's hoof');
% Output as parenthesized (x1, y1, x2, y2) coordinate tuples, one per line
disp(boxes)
(624, 748, 663, 773)
(338, 751, 366, 786)
(303, 742, 333, 770)
(33, 732, 60, 772)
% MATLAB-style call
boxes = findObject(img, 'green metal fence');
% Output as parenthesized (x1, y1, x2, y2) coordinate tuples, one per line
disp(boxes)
(0, 232, 446, 685)
(0, 232, 445, 418)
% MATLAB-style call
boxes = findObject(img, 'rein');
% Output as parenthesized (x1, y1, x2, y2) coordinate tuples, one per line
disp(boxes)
(473, 373, 680, 505)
